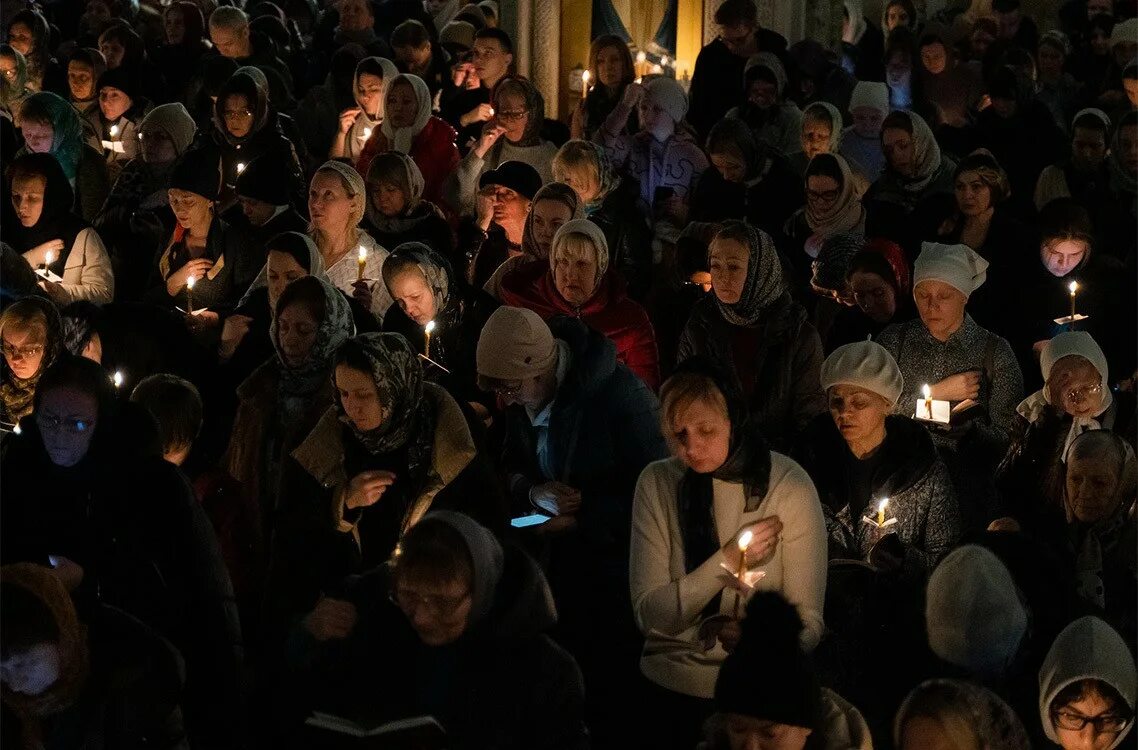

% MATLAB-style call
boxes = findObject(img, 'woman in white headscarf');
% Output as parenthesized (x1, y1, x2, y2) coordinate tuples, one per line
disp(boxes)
(355, 73, 460, 213)
(329, 56, 399, 161)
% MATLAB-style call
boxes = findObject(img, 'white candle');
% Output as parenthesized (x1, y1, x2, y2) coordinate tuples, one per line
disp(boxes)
(424, 320, 436, 359)
(1068, 280, 1079, 321)
(113, 371, 124, 389)
(733, 529, 754, 618)
(922, 384, 932, 419)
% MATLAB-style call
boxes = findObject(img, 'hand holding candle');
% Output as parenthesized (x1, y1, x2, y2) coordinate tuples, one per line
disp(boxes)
(356, 246, 367, 282)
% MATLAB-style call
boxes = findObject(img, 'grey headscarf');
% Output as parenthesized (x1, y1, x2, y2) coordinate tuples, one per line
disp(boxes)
(521, 182, 582, 260)
(713, 220, 788, 326)
(420, 510, 504, 625)
(270, 275, 354, 396)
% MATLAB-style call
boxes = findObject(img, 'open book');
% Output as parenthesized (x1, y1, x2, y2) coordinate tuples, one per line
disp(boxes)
(303, 713, 446, 749)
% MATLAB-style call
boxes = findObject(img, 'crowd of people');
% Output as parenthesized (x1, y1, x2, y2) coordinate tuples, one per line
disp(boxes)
(0, 0, 1135, 747)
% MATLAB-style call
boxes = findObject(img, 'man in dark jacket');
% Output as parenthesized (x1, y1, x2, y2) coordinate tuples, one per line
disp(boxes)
(475, 306, 669, 746)
(282, 512, 588, 750)
(687, 0, 789, 140)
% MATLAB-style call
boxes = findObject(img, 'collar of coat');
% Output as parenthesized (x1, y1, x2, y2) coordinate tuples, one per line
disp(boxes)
(291, 382, 477, 526)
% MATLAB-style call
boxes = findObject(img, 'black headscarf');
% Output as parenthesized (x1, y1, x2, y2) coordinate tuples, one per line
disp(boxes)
(5, 153, 88, 276)
(671, 357, 772, 575)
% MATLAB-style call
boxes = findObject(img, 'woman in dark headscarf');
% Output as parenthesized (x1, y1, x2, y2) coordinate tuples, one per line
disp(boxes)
(0, 296, 62, 425)
(570, 34, 636, 140)
(5, 153, 113, 304)
(225, 275, 354, 579)
(690, 117, 802, 245)
(5, 9, 64, 95)
(363, 151, 454, 257)
(64, 48, 106, 119)
(629, 359, 827, 747)
(329, 56, 398, 161)
(676, 221, 826, 451)
(265, 332, 506, 635)
(551, 139, 653, 299)
(154, 1, 212, 102)
(15, 92, 110, 222)
(381, 242, 498, 407)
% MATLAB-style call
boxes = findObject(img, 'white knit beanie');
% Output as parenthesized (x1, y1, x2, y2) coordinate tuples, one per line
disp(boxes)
(913, 242, 989, 298)
(926, 545, 1028, 676)
(848, 81, 889, 115)
(820, 340, 904, 406)
(644, 77, 688, 124)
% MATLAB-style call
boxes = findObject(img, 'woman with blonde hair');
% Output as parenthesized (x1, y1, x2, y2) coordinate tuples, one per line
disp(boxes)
(895, 679, 1030, 750)
(570, 34, 636, 140)
(307, 160, 393, 320)
(0, 296, 62, 425)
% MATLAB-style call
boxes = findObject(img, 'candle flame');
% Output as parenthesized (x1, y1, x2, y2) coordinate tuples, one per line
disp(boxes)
(737, 530, 754, 551)
(581, 69, 590, 83)
(488, 107, 495, 116)
(236, 162, 246, 174)
(636, 51, 647, 63)
(12, 423, 21, 435)
(186, 275, 196, 290)
(358, 246, 367, 262)
(424, 320, 436, 334)
(44, 250, 54, 265)
(878, 498, 889, 515)
(660, 55, 669, 66)
(109, 124, 119, 137)
(113, 371, 123, 388)
(362, 127, 372, 139)
(1068, 280, 1079, 295)
(922, 384, 931, 400)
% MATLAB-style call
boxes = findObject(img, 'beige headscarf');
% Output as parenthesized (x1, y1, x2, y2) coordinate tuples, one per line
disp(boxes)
(805, 153, 866, 236)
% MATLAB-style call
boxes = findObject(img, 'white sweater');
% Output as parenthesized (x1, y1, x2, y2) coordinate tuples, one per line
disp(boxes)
(630, 453, 828, 699)
(22, 227, 114, 304)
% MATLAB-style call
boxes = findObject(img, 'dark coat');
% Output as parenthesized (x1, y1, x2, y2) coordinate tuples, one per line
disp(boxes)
(676, 293, 827, 451)
(1, 605, 188, 750)
(147, 216, 260, 314)
(794, 414, 961, 577)
(362, 202, 455, 261)
(688, 150, 803, 246)
(0, 421, 244, 748)
(283, 545, 588, 750)
(587, 177, 654, 300)
(265, 384, 507, 635)
(381, 283, 498, 408)
(688, 28, 790, 140)
(974, 100, 1067, 212)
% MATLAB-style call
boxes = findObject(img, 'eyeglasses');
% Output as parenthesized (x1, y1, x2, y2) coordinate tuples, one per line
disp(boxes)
(1065, 383, 1103, 403)
(1052, 709, 1130, 734)
(489, 380, 522, 398)
(223, 108, 253, 120)
(36, 412, 96, 435)
(389, 587, 470, 617)
(2, 343, 44, 361)
(495, 109, 527, 122)
(806, 189, 840, 203)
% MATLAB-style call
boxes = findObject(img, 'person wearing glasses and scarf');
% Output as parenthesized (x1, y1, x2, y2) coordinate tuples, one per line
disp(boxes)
(448, 76, 558, 218)
(0, 297, 63, 426)
(284, 512, 589, 749)
(266, 332, 505, 641)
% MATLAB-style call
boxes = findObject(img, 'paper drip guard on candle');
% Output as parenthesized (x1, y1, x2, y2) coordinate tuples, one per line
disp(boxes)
(862, 497, 898, 529)
(34, 251, 63, 283)
(1053, 281, 1090, 326)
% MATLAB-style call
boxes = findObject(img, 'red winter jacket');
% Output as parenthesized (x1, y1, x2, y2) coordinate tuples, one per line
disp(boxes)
(499, 260, 661, 390)
(355, 116, 460, 216)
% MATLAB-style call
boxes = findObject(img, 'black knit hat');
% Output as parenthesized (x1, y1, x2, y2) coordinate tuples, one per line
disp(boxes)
(95, 66, 137, 102)
(479, 160, 542, 200)
(169, 149, 221, 202)
(235, 153, 294, 206)
(714, 592, 821, 729)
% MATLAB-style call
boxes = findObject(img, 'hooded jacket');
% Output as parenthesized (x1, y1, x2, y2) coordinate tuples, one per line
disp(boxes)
(794, 413, 961, 576)
(499, 260, 661, 390)
(1039, 616, 1137, 750)
(286, 530, 588, 750)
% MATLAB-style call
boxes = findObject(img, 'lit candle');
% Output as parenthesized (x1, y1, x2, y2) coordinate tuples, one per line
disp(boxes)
(1068, 280, 1079, 322)
(660, 55, 669, 67)
(732, 529, 754, 618)
(424, 320, 436, 359)
(876, 498, 889, 526)
(635, 50, 647, 78)
(361, 126, 372, 141)
(109, 124, 119, 138)
(42, 250, 54, 271)
(488, 107, 495, 116)
(113, 371, 124, 389)
(356, 246, 367, 282)
(186, 274, 196, 314)
(922, 384, 932, 419)
(580, 69, 590, 100)
(236, 162, 246, 175)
